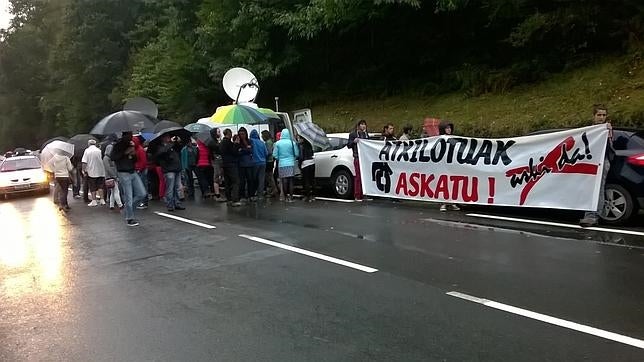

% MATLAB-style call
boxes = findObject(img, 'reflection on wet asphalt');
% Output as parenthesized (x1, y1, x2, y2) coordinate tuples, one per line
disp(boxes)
(0, 199, 70, 297)
(1, 194, 643, 361)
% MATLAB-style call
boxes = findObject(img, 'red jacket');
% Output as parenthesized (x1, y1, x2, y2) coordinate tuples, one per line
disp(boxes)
(133, 136, 148, 171)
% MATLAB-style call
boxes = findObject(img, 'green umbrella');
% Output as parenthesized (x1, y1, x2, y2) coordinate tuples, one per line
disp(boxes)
(211, 104, 271, 125)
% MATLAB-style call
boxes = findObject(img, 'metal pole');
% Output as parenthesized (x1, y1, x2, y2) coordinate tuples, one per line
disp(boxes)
(274, 97, 279, 112)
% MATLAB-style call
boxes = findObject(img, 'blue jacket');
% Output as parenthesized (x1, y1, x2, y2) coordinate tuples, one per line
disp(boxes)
(238, 136, 254, 168)
(273, 129, 299, 168)
(250, 129, 268, 165)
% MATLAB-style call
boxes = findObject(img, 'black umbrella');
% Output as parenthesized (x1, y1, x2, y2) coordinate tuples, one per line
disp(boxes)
(147, 127, 192, 153)
(69, 134, 98, 159)
(41, 136, 68, 151)
(153, 120, 182, 134)
(90, 111, 158, 135)
(194, 131, 213, 144)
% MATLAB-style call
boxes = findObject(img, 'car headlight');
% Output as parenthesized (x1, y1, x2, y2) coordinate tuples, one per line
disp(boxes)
(33, 172, 48, 183)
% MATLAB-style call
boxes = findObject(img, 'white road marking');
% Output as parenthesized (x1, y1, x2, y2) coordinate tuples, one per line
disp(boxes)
(238, 234, 378, 273)
(467, 213, 644, 237)
(314, 197, 356, 203)
(447, 291, 644, 349)
(155, 212, 217, 229)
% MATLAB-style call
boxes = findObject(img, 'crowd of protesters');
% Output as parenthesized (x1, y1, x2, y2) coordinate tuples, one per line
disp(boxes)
(50, 126, 310, 226)
(46, 103, 613, 228)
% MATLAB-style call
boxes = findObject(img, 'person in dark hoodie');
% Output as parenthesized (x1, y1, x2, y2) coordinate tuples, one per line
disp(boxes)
(156, 134, 185, 211)
(298, 135, 316, 202)
(237, 127, 253, 202)
(438, 121, 460, 212)
(348, 119, 369, 201)
(249, 129, 268, 201)
(110, 132, 147, 226)
(220, 129, 242, 206)
(261, 130, 278, 198)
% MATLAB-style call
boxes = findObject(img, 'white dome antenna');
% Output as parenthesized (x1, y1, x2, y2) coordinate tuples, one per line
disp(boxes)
(223, 68, 259, 103)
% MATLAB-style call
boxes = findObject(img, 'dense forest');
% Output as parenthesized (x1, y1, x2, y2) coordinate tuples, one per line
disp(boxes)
(0, 0, 642, 150)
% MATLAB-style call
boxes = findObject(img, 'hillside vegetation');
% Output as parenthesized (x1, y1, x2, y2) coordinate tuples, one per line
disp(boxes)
(309, 56, 644, 137)
(0, 1, 643, 149)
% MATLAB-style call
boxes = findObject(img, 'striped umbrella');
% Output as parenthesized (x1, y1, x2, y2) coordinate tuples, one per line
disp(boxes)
(257, 107, 280, 120)
(293, 121, 331, 150)
(211, 104, 271, 125)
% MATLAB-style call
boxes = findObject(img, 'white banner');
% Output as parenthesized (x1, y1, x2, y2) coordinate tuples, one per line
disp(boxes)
(358, 124, 609, 211)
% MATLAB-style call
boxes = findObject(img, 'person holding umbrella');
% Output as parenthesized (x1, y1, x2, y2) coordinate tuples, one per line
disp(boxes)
(110, 132, 147, 227)
(45, 146, 74, 211)
(156, 134, 185, 211)
(298, 135, 316, 202)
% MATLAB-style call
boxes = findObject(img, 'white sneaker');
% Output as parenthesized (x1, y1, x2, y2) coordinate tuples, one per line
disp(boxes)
(440, 204, 447, 212)
(449, 204, 461, 211)
(87, 200, 98, 207)
(99, 199, 106, 206)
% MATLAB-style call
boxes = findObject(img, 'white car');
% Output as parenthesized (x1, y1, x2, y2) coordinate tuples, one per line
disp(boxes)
(312, 133, 357, 199)
(0, 156, 50, 199)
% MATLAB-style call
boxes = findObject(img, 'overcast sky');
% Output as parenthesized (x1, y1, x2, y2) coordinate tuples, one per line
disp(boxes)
(0, 0, 12, 30)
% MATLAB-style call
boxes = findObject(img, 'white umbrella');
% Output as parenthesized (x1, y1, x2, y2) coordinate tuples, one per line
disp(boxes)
(40, 140, 74, 172)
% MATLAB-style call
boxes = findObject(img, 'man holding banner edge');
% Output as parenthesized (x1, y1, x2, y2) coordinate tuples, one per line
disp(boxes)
(580, 104, 613, 227)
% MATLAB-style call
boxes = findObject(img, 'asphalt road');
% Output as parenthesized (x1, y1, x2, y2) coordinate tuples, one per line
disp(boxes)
(1, 192, 643, 361)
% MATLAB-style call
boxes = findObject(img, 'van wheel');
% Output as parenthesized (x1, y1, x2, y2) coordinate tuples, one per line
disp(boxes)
(331, 169, 353, 199)
(600, 183, 636, 225)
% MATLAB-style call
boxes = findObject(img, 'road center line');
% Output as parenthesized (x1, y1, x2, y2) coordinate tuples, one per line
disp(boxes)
(155, 212, 217, 229)
(313, 197, 356, 203)
(467, 213, 644, 237)
(238, 234, 378, 273)
(447, 291, 644, 349)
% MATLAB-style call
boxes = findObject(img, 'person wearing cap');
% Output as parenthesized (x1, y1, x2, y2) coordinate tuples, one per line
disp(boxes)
(81, 139, 106, 207)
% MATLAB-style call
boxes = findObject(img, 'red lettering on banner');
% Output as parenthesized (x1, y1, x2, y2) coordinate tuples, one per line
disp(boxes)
(408, 172, 420, 197)
(394, 173, 480, 202)
(396, 172, 408, 195)
(434, 175, 449, 199)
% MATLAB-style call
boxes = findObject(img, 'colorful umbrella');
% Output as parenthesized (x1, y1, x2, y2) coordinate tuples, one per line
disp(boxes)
(293, 121, 331, 150)
(257, 107, 280, 120)
(211, 104, 271, 125)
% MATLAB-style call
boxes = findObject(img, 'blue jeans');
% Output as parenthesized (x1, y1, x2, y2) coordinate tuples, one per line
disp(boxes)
(137, 169, 148, 205)
(164, 171, 183, 209)
(118, 172, 146, 221)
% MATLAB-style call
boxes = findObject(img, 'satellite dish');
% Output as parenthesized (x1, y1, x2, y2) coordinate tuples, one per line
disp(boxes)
(124, 97, 159, 118)
(223, 68, 259, 103)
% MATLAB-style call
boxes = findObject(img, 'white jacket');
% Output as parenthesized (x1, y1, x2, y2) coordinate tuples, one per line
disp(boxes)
(50, 154, 73, 178)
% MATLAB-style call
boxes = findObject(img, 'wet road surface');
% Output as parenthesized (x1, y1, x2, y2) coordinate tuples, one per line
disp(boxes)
(1, 193, 643, 361)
